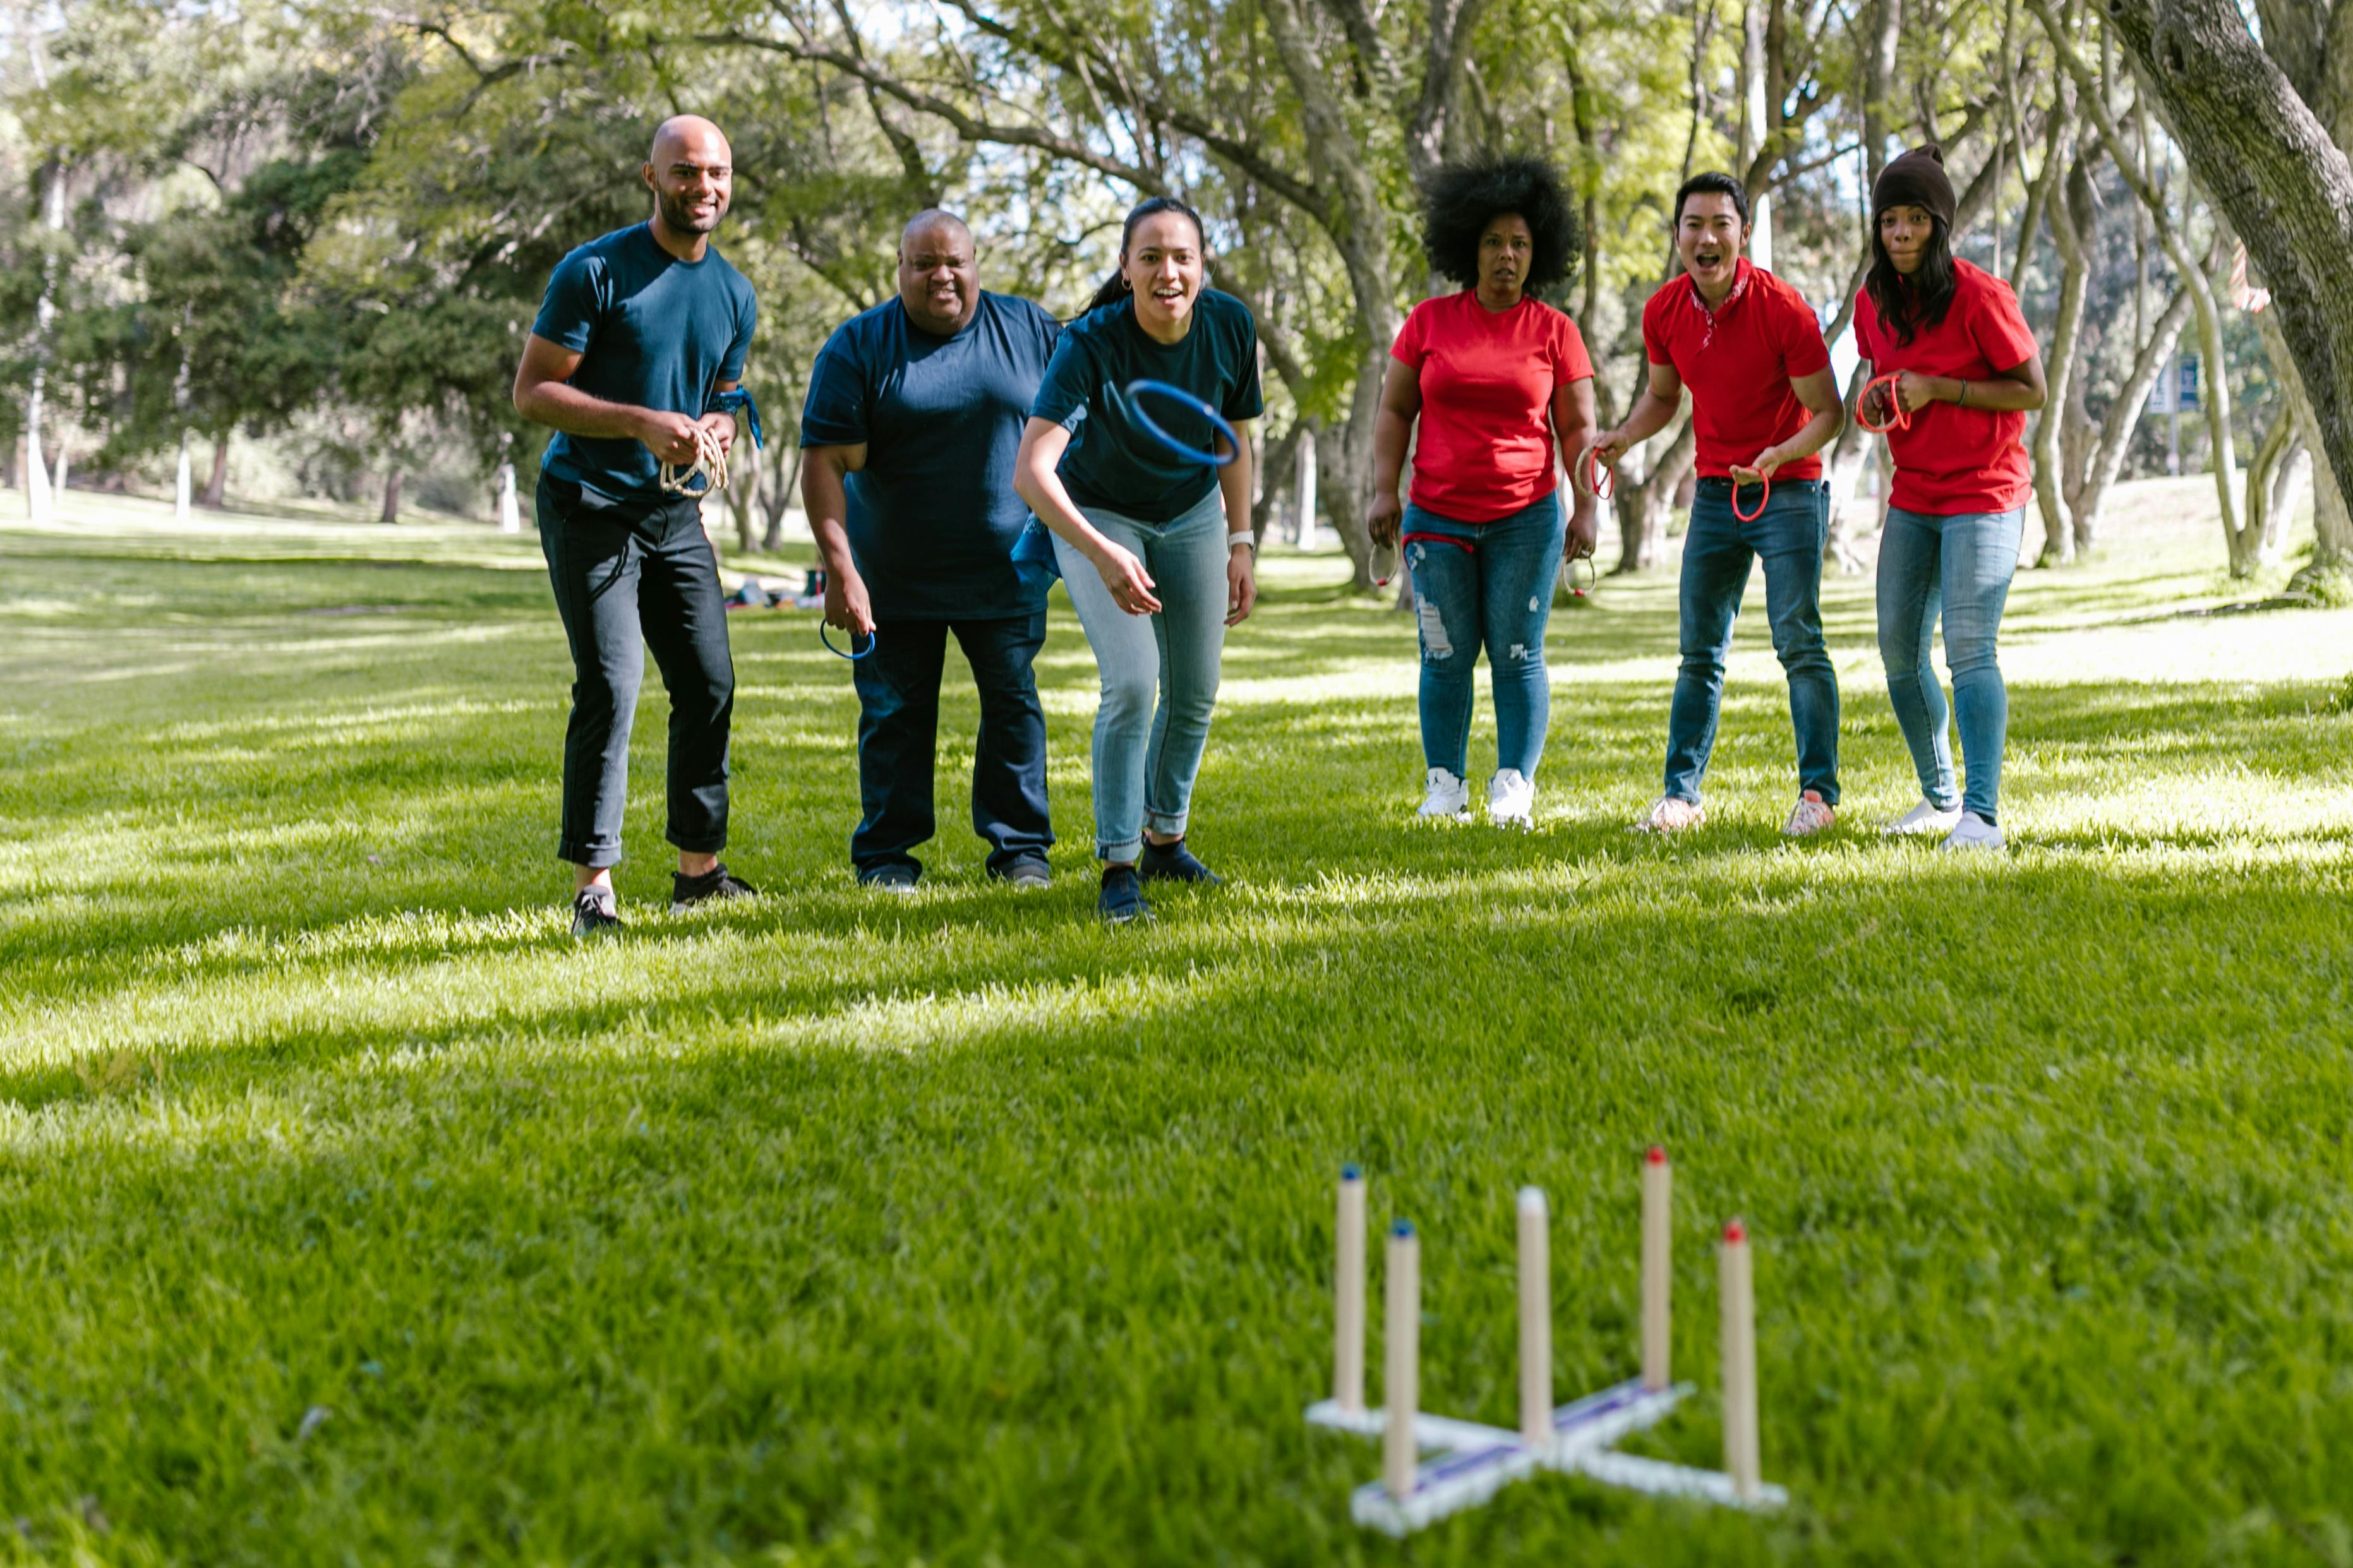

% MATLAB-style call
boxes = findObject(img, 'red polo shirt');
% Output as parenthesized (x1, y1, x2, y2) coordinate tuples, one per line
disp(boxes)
(1853, 259, 2040, 515)
(1392, 290, 1594, 523)
(1640, 260, 1831, 480)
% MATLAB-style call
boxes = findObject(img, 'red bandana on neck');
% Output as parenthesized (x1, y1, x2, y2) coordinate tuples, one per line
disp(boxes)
(1687, 257, 1754, 350)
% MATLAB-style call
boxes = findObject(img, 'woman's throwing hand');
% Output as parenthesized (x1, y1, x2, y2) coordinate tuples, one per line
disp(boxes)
(1095, 539, 1162, 616)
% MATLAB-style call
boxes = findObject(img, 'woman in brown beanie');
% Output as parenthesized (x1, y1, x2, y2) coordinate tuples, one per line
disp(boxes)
(1854, 144, 2046, 852)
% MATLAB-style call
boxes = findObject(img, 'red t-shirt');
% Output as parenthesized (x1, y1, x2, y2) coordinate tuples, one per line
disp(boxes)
(1391, 291, 1594, 524)
(1640, 261, 1831, 480)
(1853, 259, 2040, 515)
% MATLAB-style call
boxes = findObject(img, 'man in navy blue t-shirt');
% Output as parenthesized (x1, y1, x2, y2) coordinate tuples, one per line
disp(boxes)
(514, 114, 759, 937)
(801, 210, 1061, 891)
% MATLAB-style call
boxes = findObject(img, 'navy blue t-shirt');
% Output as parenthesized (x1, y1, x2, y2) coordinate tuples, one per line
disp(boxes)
(531, 223, 757, 502)
(800, 292, 1060, 621)
(1030, 289, 1264, 525)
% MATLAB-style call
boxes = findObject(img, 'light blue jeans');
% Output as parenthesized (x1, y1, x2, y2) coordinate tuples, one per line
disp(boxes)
(1402, 493, 1566, 780)
(1051, 488, 1229, 861)
(1876, 505, 2026, 825)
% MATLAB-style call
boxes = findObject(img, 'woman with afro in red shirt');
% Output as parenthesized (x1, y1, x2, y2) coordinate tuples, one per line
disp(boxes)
(1368, 155, 1601, 829)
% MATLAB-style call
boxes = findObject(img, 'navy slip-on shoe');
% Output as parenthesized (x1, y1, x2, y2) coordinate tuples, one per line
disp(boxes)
(1098, 865, 1152, 925)
(1138, 838, 1221, 885)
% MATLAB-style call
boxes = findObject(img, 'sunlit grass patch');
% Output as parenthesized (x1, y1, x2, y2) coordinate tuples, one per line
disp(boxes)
(0, 484, 2349, 1565)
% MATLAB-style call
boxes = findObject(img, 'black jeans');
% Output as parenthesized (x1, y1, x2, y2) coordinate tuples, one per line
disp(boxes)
(852, 612, 1053, 878)
(538, 474, 734, 868)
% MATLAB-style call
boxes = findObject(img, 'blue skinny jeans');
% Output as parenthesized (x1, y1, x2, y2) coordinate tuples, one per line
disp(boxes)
(1402, 493, 1566, 781)
(1050, 487, 1229, 862)
(1875, 505, 2026, 825)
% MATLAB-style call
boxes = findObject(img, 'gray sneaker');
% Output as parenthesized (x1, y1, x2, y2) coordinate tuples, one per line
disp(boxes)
(860, 864, 920, 894)
(994, 856, 1052, 890)
(570, 886, 621, 938)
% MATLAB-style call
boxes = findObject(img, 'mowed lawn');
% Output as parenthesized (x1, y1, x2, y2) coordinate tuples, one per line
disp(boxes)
(1, 481, 2349, 1567)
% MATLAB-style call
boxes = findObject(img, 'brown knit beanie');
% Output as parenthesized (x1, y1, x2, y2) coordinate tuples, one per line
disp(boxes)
(1874, 144, 1957, 228)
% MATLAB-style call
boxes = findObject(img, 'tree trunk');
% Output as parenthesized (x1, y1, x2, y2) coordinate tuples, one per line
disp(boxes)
(761, 445, 800, 554)
(2243, 408, 2296, 565)
(725, 441, 759, 554)
(380, 468, 402, 525)
(202, 433, 229, 508)
(2030, 133, 2090, 565)
(1258, 0, 1404, 592)
(2102, 0, 2353, 584)
(1613, 419, 1695, 574)
(2252, 301, 2353, 589)
(1253, 421, 1309, 544)
(2071, 285, 2193, 549)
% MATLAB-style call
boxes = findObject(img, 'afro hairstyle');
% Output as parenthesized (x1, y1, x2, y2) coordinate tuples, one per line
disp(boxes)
(1417, 154, 1580, 294)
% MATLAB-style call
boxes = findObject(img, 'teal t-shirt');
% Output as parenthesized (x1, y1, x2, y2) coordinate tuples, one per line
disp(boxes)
(1030, 289, 1263, 524)
(530, 223, 757, 501)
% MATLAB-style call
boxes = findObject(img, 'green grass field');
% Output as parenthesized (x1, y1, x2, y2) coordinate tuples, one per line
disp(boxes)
(2, 482, 2350, 1567)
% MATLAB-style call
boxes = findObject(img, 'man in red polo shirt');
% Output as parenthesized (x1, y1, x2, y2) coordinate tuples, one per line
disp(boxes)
(1589, 172, 1846, 836)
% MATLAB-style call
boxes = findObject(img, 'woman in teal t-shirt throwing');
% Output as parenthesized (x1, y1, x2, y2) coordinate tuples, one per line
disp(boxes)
(1013, 196, 1263, 925)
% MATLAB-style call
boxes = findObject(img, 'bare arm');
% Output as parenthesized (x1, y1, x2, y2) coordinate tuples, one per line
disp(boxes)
(1591, 361, 1685, 467)
(1550, 376, 1601, 560)
(1881, 351, 2048, 418)
(800, 442, 871, 637)
(1736, 366, 1845, 482)
(1014, 417, 1161, 616)
(1367, 359, 1422, 548)
(511, 333, 733, 467)
(1219, 419, 1258, 625)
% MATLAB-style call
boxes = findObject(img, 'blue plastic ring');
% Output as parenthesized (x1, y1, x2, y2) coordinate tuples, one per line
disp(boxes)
(821, 623, 878, 661)
(1124, 379, 1239, 468)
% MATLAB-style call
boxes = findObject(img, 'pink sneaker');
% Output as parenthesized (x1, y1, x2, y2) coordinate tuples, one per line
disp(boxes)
(1782, 790, 1836, 837)
(1634, 795, 1706, 832)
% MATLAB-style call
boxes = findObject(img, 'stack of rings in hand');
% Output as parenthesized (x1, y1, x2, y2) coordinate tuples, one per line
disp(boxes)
(1857, 372, 1911, 434)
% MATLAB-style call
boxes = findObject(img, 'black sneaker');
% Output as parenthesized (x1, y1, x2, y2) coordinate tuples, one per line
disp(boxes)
(993, 855, 1052, 890)
(570, 886, 622, 938)
(671, 862, 757, 912)
(1098, 865, 1152, 925)
(859, 863, 920, 895)
(1139, 837, 1221, 885)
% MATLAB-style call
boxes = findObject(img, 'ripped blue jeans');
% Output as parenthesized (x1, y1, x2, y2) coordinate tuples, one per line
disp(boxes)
(1403, 493, 1566, 781)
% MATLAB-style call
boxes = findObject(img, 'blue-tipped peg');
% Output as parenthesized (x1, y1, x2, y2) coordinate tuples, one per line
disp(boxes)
(1341, 1163, 1362, 1181)
(1390, 1219, 1415, 1238)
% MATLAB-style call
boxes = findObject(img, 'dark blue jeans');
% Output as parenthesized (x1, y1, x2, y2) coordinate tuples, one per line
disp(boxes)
(1663, 477, 1840, 805)
(851, 612, 1054, 878)
(1403, 493, 1567, 780)
(538, 474, 735, 869)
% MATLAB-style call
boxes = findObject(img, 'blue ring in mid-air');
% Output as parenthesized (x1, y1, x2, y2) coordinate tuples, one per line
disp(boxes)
(820, 623, 879, 661)
(1124, 379, 1239, 469)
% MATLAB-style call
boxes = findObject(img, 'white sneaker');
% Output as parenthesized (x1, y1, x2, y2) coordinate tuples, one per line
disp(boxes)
(1417, 767, 1471, 820)
(1634, 795, 1706, 832)
(1782, 791, 1837, 837)
(1941, 811, 2007, 851)
(1487, 769, 1536, 829)
(1883, 798, 1963, 837)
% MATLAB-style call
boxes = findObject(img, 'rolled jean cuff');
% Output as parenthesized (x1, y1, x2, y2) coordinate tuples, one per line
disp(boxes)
(666, 830, 727, 855)
(1099, 834, 1145, 863)
(560, 838, 625, 870)
(1144, 808, 1189, 838)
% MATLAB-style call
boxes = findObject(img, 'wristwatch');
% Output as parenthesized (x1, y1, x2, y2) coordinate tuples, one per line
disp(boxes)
(1227, 529, 1257, 553)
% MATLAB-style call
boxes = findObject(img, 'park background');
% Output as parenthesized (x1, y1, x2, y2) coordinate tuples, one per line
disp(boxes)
(4, 0, 2353, 1564)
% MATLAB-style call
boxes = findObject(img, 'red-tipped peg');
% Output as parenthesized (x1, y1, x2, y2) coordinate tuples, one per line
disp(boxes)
(1724, 1218, 1747, 1245)
(1647, 1144, 1668, 1164)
